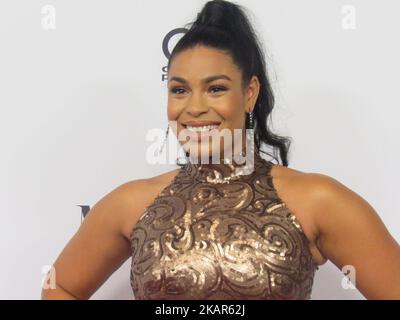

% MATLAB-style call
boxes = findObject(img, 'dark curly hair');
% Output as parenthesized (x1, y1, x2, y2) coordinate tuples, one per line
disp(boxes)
(168, 0, 292, 166)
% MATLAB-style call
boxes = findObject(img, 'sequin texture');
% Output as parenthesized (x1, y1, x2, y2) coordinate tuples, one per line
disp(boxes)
(130, 151, 318, 299)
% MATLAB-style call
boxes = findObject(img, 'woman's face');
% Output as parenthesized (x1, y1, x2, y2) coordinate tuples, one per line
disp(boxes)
(167, 45, 259, 162)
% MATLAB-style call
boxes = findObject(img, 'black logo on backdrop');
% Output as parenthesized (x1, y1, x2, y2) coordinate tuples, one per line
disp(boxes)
(161, 28, 187, 82)
(78, 205, 90, 223)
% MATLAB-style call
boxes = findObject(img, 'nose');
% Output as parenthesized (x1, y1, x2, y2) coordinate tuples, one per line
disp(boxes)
(185, 91, 209, 117)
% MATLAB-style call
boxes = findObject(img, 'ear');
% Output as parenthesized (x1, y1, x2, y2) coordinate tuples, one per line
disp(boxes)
(245, 75, 260, 113)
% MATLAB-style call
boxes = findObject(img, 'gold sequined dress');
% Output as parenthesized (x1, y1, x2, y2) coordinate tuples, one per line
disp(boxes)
(130, 150, 318, 299)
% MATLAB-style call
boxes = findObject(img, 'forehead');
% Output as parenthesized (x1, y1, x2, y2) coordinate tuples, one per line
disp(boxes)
(168, 45, 240, 80)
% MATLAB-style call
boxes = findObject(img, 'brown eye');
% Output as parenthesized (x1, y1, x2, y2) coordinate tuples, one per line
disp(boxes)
(209, 86, 227, 93)
(170, 87, 186, 94)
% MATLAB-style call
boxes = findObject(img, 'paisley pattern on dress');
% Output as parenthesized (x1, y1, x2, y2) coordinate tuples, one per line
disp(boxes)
(130, 151, 318, 300)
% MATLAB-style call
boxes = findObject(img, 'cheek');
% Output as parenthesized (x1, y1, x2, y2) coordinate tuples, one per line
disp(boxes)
(217, 101, 245, 126)
(167, 104, 182, 137)
(167, 103, 179, 121)
(215, 90, 244, 119)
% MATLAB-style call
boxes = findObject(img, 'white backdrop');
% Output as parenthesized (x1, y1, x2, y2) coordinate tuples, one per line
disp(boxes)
(1, 0, 399, 299)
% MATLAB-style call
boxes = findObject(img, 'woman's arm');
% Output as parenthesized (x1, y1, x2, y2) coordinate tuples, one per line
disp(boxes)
(41, 282, 80, 300)
(41, 179, 148, 300)
(308, 173, 400, 299)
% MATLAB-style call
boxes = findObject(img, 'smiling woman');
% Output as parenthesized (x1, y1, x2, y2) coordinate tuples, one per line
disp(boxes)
(167, 46, 259, 162)
(166, 28, 287, 165)
(41, 0, 400, 301)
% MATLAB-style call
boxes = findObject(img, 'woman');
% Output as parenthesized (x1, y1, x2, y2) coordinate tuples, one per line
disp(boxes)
(41, 0, 400, 300)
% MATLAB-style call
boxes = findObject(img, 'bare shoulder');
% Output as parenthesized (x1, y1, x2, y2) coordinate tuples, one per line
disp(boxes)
(276, 166, 400, 298)
(117, 167, 182, 241)
(271, 162, 400, 273)
(42, 168, 181, 299)
(269, 162, 346, 227)
(268, 163, 327, 230)
(269, 163, 342, 266)
(271, 162, 364, 223)
(272, 164, 349, 207)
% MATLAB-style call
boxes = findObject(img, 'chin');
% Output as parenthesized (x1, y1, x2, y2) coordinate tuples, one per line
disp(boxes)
(184, 141, 222, 163)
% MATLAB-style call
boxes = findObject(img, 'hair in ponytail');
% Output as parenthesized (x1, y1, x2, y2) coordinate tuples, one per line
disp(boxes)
(168, 0, 292, 166)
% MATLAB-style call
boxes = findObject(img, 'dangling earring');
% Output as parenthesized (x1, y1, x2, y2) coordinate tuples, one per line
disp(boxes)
(243, 111, 255, 157)
(248, 110, 254, 129)
(154, 124, 169, 157)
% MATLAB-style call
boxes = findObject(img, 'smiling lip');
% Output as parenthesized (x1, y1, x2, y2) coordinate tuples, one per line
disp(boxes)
(182, 121, 221, 127)
(180, 121, 221, 142)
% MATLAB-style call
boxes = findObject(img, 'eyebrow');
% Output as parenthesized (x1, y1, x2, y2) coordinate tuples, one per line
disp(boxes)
(168, 74, 232, 85)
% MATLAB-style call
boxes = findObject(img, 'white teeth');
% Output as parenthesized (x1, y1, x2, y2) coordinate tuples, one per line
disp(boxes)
(185, 125, 219, 132)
